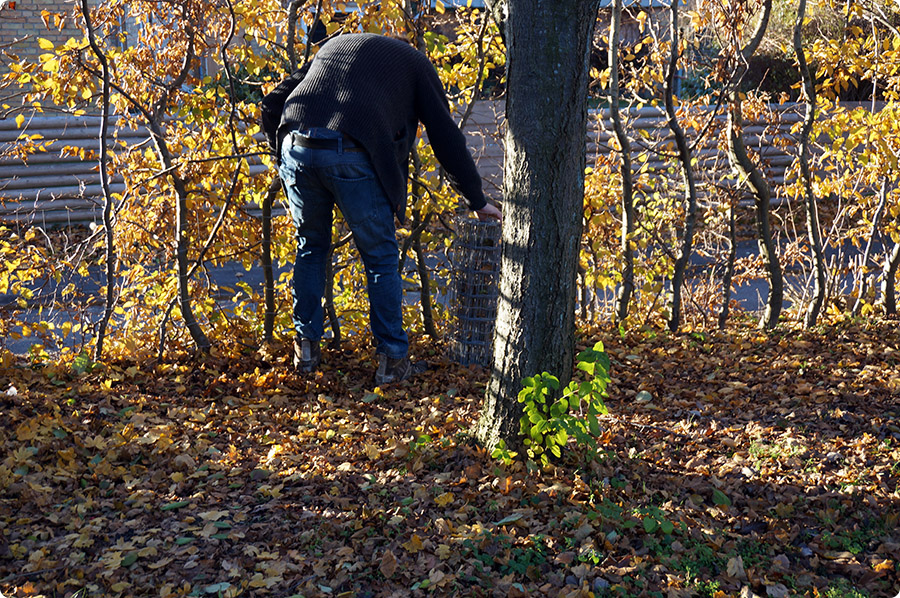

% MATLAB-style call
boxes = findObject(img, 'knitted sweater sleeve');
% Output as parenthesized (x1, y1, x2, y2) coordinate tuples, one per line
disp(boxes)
(415, 63, 487, 211)
(260, 62, 312, 154)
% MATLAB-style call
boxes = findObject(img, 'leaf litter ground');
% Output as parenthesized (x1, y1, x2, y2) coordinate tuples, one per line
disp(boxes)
(1, 320, 899, 598)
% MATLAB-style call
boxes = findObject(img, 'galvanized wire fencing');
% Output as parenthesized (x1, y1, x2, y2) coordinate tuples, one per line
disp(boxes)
(447, 217, 501, 367)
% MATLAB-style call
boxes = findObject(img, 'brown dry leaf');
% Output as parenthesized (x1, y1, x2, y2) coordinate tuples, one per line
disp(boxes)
(5, 322, 900, 598)
(379, 549, 398, 579)
(727, 555, 747, 581)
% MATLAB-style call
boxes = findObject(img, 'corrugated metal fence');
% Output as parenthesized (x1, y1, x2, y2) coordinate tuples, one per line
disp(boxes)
(0, 101, 811, 225)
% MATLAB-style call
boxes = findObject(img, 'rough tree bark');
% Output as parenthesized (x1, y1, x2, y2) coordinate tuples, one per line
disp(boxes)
(664, 0, 699, 332)
(609, 0, 635, 325)
(474, 0, 599, 451)
(724, 0, 782, 329)
(263, 0, 316, 343)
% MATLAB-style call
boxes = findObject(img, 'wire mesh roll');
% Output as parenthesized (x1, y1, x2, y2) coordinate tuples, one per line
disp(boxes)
(447, 217, 501, 366)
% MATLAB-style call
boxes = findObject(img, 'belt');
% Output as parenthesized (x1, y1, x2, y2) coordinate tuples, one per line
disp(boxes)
(288, 131, 364, 152)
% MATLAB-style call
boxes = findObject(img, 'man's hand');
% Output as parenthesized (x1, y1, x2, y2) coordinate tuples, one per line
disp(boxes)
(475, 203, 502, 221)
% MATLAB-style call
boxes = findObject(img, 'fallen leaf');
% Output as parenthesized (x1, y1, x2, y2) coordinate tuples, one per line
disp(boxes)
(765, 583, 789, 598)
(436, 544, 452, 560)
(402, 534, 424, 553)
(712, 488, 732, 507)
(727, 555, 747, 581)
(435, 491, 454, 506)
(365, 443, 380, 460)
(380, 549, 398, 579)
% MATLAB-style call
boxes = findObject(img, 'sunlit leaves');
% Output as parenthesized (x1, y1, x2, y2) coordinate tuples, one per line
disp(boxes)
(0, 0, 507, 356)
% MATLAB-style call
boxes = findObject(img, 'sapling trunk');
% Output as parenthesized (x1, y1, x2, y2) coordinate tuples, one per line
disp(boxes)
(723, 0, 781, 329)
(880, 232, 900, 317)
(718, 203, 737, 329)
(609, 0, 635, 324)
(413, 214, 439, 338)
(287, 0, 306, 71)
(262, 177, 279, 341)
(324, 241, 341, 348)
(143, 24, 210, 352)
(794, 0, 827, 326)
(80, 0, 116, 361)
(852, 179, 886, 316)
(664, 0, 700, 332)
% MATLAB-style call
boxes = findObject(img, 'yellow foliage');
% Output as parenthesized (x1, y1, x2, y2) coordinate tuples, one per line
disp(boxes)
(0, 0, 506, 359)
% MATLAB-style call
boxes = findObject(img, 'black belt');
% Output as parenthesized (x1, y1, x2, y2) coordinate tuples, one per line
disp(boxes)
(288, 131, 364, 152)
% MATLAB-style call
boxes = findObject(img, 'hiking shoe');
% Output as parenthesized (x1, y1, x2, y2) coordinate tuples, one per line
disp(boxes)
(293, 338, 321, 373)
(375, 354, 427, 385)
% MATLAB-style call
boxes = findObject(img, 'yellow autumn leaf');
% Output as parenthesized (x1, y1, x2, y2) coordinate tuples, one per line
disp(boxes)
(402, 534, 424, 553)
(635, 11, 648, 32)
(365, 443, 380, 460)
(434, 491, 454, 507)
(873, 559, 893, 572)
(38, 38, 55, 51)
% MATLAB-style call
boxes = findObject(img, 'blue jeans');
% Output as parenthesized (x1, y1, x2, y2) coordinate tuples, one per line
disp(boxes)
(278, 131, 408, 359)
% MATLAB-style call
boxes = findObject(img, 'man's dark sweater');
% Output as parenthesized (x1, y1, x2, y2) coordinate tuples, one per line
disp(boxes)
(261, 34, 487, 220)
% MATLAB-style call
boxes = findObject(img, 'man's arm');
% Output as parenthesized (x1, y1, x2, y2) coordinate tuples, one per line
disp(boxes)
(260, 63, 312, 154)
(415, 58, 489, 212)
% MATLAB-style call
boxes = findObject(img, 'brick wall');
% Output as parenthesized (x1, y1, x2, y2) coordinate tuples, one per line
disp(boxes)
(0, 0, 76, 72)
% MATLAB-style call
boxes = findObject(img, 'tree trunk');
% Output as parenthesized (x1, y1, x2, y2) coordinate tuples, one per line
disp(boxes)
(324, 241, 342, 348)
(726, 97, 783, 329)
(287, 0, 307, 71)
(325, 232, 352, 349)
(474, 0, 599, 451)
(723, 0, 780, 329)
(794, 0, 826, 327)
(880, 233, 900, 317)
(665, 0, 699, 332)
(413, 218, 439, 338)
(407, 148, 439, 338)
(142, 22, 210, 352)
(80, 0, 116, 362)
(718, 202, 737, 329)
(262, 177, 279, 342)
(609, 0, 635, 325)
(853, 179, 886, 316)
(169, 155, 211, 351)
